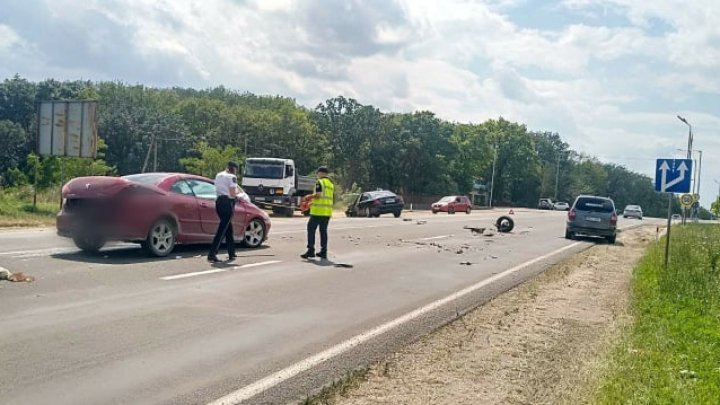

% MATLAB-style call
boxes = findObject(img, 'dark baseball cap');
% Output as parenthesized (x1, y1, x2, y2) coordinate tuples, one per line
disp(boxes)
(227, 161, 239, 170)
(317, 166, 329, 173)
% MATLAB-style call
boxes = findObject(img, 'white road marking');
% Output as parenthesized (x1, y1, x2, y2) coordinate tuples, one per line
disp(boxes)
(417, 235, 453, 241)
(160, 260, 282, 281)
(207, 242, 583, 405)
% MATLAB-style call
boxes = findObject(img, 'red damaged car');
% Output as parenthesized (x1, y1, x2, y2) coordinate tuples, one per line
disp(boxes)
(57, 173, 271, 256)
(431, 195, 473, 214)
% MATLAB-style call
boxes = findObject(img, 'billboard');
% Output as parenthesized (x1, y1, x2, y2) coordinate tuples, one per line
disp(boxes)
(37, 100, 98, 158)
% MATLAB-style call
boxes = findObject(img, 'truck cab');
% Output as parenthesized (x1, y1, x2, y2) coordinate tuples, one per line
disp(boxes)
(241, 158, 315, 216)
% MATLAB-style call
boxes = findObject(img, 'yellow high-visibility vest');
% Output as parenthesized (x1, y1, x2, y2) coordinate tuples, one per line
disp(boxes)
(310, 177, 334, 217)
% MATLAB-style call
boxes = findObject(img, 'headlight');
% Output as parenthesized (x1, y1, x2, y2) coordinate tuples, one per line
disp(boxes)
(275, 188, 283, 195)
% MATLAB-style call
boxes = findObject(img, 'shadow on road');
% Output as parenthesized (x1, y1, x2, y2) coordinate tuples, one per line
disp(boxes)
(303, 258, 354, 269)
(51, 244, 272, 265)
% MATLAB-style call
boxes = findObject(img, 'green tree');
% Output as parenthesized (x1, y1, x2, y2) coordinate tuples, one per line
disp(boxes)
(180, 141, 243, 178)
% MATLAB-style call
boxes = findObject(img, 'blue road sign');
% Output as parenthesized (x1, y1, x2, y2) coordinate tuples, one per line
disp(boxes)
(655, 159, 692, 193)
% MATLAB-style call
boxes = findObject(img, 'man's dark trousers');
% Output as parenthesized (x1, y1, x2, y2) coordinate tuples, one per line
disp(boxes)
(306, 215, 330, 254)
(209, 196, 235, 258)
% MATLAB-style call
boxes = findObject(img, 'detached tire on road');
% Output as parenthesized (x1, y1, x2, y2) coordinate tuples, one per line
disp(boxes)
(73, 234, 105, 253)
(243, 218, 265, 248)
(144, 218, 177, 257)
(496, 216, 515, 233)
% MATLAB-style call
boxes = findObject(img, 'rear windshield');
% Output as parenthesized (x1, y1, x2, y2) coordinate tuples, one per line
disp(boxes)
(369, 191, 396, 199)
(575, 197, 614, 213)
(122, 173, 167, 185)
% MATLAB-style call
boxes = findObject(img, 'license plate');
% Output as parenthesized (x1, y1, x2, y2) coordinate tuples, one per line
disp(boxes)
(255, 197, 266, 201)
(586, 217, 601, 222)
(386, 198, 395, 203)
(273, 199, 282, 204)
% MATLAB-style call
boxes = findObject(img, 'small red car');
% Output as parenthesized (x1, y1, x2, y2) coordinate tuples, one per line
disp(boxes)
(56, 173, 271, 256)
(431, 195, 472, 214)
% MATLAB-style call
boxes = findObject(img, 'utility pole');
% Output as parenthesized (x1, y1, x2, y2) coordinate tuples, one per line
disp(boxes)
(554, 152, 561, 200)
(153, 136, 158, 172)
(142, 133, 156, 174)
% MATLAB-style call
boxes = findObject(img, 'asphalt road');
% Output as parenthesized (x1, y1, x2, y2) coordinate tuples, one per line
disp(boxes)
(0, 210, 657, 405)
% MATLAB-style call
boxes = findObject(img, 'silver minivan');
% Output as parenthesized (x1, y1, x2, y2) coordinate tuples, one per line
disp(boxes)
(565, 195, 617, 243)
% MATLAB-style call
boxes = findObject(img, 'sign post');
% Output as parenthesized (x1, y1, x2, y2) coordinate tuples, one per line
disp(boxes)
(655, 158, 693, 268)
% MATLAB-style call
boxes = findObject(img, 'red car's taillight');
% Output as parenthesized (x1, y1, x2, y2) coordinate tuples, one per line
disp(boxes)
(610, 212, 618, 225)
(568, 209, 576, 220)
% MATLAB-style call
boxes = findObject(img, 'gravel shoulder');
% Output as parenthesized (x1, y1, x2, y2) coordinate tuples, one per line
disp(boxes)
(316, 225, 657, 405)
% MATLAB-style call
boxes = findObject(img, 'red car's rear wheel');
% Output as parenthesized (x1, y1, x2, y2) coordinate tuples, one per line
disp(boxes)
(143, 218, 177, 257)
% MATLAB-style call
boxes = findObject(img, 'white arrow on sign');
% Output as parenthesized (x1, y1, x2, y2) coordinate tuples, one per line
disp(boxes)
(659, 160, 689, 192)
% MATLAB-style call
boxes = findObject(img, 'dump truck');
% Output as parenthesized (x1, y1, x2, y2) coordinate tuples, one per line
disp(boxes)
(241, 158, 316, 216)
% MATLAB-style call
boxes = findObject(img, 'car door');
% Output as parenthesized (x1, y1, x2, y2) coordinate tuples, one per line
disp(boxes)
(186, 179, 220, 235)
(168, 179, 204, 238)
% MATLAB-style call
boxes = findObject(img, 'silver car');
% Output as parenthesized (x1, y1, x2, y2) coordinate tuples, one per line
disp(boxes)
(565, 195, 618, 244)
(623, 204, 643, 219)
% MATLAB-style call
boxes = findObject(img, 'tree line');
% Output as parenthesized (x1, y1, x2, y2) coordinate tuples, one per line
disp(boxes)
(0, 75, 679, 216)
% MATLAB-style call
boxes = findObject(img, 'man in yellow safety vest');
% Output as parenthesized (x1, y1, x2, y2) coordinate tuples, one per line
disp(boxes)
(301, 166, 334, 259)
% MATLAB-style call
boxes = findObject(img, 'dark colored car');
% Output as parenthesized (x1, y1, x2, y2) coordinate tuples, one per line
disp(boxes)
(538, 198, 554, 210)
(432, 195, 472, 214)
(346, 190, 404, 218)
(565, 195, 617, 243)
(57, 173, 271, 256)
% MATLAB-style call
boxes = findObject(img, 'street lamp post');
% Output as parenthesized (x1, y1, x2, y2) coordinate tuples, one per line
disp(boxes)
(489, 144, 498, 208)
(677, 115, 693, 159)
(677, 115, 693, 222)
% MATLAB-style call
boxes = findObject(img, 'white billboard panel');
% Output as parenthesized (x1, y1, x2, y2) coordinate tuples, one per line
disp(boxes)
(37, 100, 98, 158)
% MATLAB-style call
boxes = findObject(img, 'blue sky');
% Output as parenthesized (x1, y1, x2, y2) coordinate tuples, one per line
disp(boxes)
(1, 0, 718, 204)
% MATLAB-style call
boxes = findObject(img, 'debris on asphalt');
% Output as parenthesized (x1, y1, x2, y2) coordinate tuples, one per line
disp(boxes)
(334, 263, 354, 269)
(459, 261, 474, 266)
(464, 226, 486, 235)
(402, 218, 413, 222)
(175, 256, 182, 259)
(0, 267, 35, 283)
(416, 220, 427, 225)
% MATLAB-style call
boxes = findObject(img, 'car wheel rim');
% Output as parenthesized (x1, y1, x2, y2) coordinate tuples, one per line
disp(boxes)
(151, 223, 173, 252)
(245, 220, 264, 246)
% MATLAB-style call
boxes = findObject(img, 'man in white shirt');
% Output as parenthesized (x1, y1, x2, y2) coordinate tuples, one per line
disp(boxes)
(208, 161, 240, 262)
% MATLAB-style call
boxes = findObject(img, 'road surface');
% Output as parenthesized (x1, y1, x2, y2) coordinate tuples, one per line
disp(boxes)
(0, 210, 655, 404)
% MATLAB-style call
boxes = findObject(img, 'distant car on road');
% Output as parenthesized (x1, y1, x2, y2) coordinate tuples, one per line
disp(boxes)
(432, 195, 472, 214)
(57, 173, 271, 256)
(538, 198, 554, 210)
(623, 204, 643, 219)
(346, 190, 404, 218)
(671, 214, 682, 221)
(565, 195, 617, 244)
(553, 201, 570, 211)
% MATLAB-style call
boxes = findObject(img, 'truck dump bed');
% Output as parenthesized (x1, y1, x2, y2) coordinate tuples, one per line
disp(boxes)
(297, 175, 316, 192)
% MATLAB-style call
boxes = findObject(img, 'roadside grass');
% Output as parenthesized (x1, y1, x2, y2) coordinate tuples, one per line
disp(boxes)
(0, 186, 59, 227)
(595, 224, 720, 404)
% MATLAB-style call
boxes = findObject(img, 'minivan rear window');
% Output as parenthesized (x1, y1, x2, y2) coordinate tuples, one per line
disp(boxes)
(575, 197, 614, 213)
